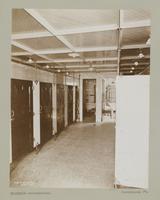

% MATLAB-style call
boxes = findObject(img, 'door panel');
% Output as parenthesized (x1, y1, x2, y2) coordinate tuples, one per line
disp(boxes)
(68, 86, 73, 125)
(57, 84, 65, 133)
(75, 86, 79, 121)
(11, 79, 33, 161)
(40, 82, 53, 145)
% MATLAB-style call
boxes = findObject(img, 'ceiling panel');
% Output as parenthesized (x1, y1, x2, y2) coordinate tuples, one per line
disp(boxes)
(47, 53, 72, 59)
(64, 30, 118, 48)
(12, 9, 47, 33)
(16, 36, 68, 50)
(46, 50, 118, 59)
(122, 27, 150, 45)
(122, 9, 150, 23)
(121, 48, 150, 57)
(11, 45, 27, 53)
(36, 9, 119, 31)
(80, 50, 118, 58)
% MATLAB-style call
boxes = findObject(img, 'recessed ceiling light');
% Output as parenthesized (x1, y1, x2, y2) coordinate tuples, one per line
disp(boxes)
(57, 69, 61, 73)
(134, 61, 139, 66)
(130, 70, 133, 73)
(68, 52, 80, 58)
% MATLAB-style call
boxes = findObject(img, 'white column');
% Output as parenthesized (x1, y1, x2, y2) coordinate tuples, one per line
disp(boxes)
(79, 77, 83, 122)
(73, 86, 76, 122)
(96, 77, 102, 122)
(64, 85, 68, 127)
(52, 83, 57, 134)
(33, 81, 40, 147)
(10, 124, 12, 163)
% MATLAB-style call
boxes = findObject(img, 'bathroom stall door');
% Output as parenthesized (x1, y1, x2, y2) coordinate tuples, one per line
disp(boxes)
(40, 82, 53, 145)
(68, 86, 73, 125)
(57, 84, 65, 133)
(75, 86, 79, 121)
(11, 79, 33, 161)
(115, 76, 149, 189)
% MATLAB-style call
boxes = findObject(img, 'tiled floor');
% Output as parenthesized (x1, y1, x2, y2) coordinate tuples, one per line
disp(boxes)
(10, 122, 115, 188)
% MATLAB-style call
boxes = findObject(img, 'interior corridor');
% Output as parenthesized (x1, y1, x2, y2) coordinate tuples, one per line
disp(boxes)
(10, 122, 115, 188)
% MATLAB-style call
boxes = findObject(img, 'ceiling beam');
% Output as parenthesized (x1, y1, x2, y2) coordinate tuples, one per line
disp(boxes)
(12, 31, 52, 40)
(56, 24, 118, 35)
(35, 57, 117, 64)
(121, 19, 151, 29)
(55, 64, 118, 68)
(121, 62, 149, 66)
(56, 69, 117, 73)
(12, 52, 32, 56)
(25, 9, 75, 52)
(11, 43, 150, 57)
(121, 44, 150, 49)
(121, 55, 150, 60)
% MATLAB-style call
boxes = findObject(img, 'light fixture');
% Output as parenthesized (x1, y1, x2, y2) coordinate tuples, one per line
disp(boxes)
(28, 57, 33, 63)
(131, 67, 135, 70)
(138, 52, 144, 59)
(134, 61, 139, 66)
(146, 37, 151, 45)
(66, 72, 69, 75)
(130, 70, 133, 73)
(68, 52, 80, 58)
(57, 69, 61, 73)
(46, 65, 49, 69)
(89, 67, 93, 71)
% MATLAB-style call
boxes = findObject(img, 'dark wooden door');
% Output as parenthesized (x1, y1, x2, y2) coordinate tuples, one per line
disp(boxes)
(40, 82, 53, 145)
(75, 86, 79, 121)
(56, 84, 65, 133)
(11, 79, 33, 161)
(68, 86, 73, 125)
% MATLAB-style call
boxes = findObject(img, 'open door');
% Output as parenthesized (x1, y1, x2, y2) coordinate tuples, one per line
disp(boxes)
(83, 79, 96, 122)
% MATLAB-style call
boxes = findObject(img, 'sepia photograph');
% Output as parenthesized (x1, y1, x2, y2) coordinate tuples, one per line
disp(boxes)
(10, 9, 150, 189)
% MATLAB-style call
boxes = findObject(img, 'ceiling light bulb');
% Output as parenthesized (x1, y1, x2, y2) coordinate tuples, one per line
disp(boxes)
(68, 52, 80, 58)
(131, 67, 135, 70)
(134, 61, 139, 66)
(66, 72, 69, 75)
(28, 58, 33, 63)
(139, 52, 144, 58)
(57, 69, 61, 73)
(146, 37, 151, 45)
(130, 70, 133, 73)
(46, 65, 49, 69)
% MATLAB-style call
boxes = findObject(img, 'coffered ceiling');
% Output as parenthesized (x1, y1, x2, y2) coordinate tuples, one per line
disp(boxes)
(11, 9, 151, 75)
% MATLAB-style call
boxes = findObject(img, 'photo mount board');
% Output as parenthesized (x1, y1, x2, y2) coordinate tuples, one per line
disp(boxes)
(115, 75, 149, 189)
